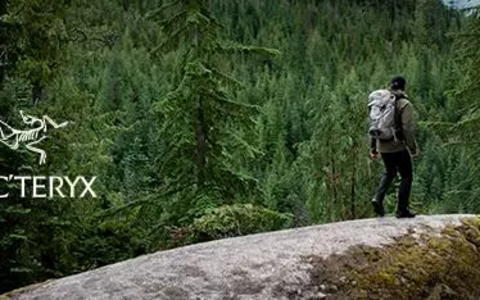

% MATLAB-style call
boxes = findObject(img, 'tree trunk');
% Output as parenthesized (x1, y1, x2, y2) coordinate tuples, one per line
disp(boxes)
(32, 81, 43, 106)
(195, 96, 206, 185)
(350, 143, 357, 219)
(192, 20, 206, 186)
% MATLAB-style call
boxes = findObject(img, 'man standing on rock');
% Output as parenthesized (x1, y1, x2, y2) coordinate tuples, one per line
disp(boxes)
(369, 76, 419, 218)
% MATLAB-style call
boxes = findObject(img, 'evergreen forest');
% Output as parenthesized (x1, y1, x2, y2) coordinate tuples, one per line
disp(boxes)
(0, 0, 479, 293)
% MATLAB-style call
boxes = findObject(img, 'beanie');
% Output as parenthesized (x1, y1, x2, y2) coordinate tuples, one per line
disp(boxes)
(391, 76, 406, 90)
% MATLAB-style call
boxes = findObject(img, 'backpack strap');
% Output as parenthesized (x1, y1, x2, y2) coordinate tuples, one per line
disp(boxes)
(393, 93, 407, 140)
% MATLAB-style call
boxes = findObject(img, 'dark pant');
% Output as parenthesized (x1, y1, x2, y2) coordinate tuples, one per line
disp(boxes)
(374, 149, 413, 213)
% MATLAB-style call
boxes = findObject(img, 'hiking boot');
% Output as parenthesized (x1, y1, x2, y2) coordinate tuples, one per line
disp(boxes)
(371, 199, 385, 217)
(395, 209, 416, 218)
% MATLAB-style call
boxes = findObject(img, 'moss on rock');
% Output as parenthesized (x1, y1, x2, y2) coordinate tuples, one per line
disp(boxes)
(306, 216, 480, 300)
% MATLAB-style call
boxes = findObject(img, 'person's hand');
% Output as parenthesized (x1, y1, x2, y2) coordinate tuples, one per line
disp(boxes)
(370, 152, 380, 160)
(411, 150, 420, 159)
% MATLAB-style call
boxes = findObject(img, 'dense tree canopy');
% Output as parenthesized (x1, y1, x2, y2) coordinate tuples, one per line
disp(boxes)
(0, 0, 479, 293)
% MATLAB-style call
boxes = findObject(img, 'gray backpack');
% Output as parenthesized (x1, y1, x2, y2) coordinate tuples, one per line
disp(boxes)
(367, 89, 401, 141)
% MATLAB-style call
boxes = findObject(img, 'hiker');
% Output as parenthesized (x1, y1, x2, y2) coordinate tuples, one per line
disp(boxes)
(369, 76, 419, 218)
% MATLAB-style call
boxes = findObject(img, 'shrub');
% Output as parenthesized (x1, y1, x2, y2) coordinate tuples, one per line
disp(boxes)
(188, 204, 294, 242)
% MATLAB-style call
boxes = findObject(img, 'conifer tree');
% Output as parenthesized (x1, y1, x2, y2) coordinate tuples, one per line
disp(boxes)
(2, 0, 70, 104)
(142, 0, 280, 240)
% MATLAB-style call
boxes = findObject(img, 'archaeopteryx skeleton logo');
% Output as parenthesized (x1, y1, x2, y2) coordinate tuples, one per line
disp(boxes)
(0, 111, 69, 165)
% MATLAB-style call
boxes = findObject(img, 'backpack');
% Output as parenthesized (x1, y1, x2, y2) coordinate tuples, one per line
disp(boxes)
(367, 89, 403, 141)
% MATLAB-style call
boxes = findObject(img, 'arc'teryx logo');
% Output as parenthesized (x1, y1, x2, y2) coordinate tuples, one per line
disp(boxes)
(0, 175, 97, 199)
(0, 110, 69, 165)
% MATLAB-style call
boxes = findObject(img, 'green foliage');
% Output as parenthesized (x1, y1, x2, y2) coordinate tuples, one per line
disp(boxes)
(149, 0, 277, 193)
(420, 9, 480, 212)
(1, 0, 479, 295)
(140, 0, 280, 242)
(188, 203, 294, 241)
(0, 77, 40, 291)
(3, 0, 70, 103)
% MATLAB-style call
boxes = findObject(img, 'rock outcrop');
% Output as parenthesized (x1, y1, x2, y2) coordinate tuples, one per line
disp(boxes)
(0, 214, 475, 300)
